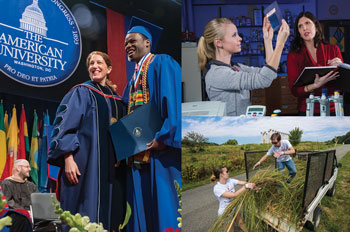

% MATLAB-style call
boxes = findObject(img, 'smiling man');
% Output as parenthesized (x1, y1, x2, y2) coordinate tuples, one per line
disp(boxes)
(0, 159, 37, 232)
(123, 17, 181, 232)
(253, 132, 297, 183)
(0, 159, 37, 211)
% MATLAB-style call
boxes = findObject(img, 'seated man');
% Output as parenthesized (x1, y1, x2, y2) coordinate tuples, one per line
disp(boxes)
(0, 159, 37, 232)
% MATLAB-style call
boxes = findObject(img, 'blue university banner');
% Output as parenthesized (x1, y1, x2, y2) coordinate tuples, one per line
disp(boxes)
(0, 0, 82, 87)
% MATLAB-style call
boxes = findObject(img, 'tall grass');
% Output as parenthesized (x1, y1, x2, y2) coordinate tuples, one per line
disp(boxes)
(210, 160, 307, 232)
(182, 142, 335, 191)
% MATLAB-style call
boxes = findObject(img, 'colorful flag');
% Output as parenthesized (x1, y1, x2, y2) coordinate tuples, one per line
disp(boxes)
(0, 101, 6, 178)
(1, 106, 18, 180)
(38, 112, 50, 192)
(18, 105, 30, 160)
(4, 110, 8, 135)
(47, 124, 58, 193)
(29, 110, 39, 185)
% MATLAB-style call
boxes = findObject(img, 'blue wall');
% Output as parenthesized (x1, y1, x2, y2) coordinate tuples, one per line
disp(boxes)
(192, 1, 316, 39)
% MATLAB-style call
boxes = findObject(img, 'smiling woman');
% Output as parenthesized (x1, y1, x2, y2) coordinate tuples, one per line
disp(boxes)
(48, 51, 127, 232)
(86, 51, 112, 87)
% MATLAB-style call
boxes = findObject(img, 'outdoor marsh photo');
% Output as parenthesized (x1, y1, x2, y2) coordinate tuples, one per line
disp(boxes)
(182, 116, 350, 232)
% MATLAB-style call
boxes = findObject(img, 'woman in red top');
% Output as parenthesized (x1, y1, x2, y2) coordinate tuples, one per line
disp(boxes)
(287, 11, 343, 115)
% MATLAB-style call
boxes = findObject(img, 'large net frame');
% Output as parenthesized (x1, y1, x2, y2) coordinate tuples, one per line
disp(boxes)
(302, 150, 336, 209)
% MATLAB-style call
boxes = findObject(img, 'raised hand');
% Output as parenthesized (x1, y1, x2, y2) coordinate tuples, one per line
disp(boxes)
(263, 16, 273, 41)
(276, 19, 290, 45)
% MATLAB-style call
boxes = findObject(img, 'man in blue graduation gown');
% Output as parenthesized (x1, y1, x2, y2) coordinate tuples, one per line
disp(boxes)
(123, 17, 181, 232)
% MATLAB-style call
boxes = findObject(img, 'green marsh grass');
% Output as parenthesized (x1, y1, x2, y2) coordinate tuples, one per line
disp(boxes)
(210, 159, 307, 232)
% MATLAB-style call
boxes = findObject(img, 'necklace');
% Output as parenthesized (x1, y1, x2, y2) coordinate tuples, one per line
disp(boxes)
(95, 82, 118, 125)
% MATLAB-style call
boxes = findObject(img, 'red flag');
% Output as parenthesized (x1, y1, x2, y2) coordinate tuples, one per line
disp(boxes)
(18, 105, 29, 160)
(107, 9, 127, 96)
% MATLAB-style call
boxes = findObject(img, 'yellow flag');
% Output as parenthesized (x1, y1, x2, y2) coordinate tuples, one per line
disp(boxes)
(1, 106, 18, 180)
(0, 102, 6, 178)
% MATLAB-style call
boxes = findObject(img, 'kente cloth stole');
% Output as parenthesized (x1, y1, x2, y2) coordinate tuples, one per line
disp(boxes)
(128, 53, 155, 114)
(128, 53, 155, 163)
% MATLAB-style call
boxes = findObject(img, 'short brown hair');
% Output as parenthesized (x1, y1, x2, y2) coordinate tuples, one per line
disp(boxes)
(270, 132, 281, 141)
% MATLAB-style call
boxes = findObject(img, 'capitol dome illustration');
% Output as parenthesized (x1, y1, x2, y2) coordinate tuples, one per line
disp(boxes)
(20, 0, 47, 37)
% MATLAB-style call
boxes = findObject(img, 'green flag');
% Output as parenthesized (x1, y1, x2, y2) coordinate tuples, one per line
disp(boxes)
(29, 111, 38, 185)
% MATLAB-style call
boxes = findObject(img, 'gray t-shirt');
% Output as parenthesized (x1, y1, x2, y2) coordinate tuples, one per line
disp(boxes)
(205, 61, 277, 116)
(0, 178, 38, 210)
(267, 140, 293, 162)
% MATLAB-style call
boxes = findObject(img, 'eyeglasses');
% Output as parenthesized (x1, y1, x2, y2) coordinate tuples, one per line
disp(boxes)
(271, 141, 279, 145)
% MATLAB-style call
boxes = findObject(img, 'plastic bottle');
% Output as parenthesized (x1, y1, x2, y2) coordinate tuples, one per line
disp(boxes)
(339, 94, 344, 116)
(306, 98, 310, 116)
(334, 91, 340, 116)
(334, 91, 344, 116)
(306, 93, 314, 116)
(320, 88, 328, 116)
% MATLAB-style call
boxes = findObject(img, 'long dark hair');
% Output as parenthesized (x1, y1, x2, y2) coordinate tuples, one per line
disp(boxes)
(290, 11, 327, 52)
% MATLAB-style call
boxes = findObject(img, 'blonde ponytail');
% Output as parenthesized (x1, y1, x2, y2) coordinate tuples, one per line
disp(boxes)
(197, 36, 211, 71)
(197, 18, 233, 72)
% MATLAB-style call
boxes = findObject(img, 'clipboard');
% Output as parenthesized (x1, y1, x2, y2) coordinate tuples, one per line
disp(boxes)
(109, 101, 164, 161)
(293, 66, 337, 87)
(293, 63, 350, 92)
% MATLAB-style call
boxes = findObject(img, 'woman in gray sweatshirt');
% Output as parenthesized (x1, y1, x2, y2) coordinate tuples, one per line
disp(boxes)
(197, 17, 290, 116)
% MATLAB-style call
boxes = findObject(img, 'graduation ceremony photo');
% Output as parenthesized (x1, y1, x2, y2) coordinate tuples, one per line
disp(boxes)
(0, 0, 181, 231)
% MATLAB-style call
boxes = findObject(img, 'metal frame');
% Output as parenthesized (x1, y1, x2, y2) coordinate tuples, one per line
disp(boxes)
(244, 150, 276, 181)
(302, 150, 336, 210)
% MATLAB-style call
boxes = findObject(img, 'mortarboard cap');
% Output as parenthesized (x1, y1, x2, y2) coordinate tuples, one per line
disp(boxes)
(127, 16, 163, 52)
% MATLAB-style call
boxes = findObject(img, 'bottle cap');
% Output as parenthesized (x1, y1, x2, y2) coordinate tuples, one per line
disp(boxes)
(321, 88, 328, 98)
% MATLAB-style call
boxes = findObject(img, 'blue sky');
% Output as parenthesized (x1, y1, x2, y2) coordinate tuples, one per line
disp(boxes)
(182, 116, 350, 145)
